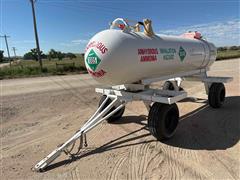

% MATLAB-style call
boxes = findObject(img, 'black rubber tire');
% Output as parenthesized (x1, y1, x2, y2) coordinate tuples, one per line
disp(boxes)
(163, 81, 184, 91)
(208, 83, 225, 108)
(179, 87, 184, 91)
(163, 81, 175, 90)
(148, 102, 179, 140)
(99, 95, 125, 123)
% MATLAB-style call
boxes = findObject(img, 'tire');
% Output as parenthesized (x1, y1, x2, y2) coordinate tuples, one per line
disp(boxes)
(163, 81, 175, 90)
(163, 81, 184, 91)
(99, 95, 125, 123)
(208, 83, 225, 108)
(148, 102, 179, 140)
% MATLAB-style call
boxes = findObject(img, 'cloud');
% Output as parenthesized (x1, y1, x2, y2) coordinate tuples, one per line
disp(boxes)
(60, 39, 89, 47)
(71, 39, 89, 44)
(59, 42, 75, 47)
(158, 19, 240, 46)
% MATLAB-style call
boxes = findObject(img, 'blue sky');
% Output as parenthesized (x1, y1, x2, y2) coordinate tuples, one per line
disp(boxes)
(0, 0, 239, 56)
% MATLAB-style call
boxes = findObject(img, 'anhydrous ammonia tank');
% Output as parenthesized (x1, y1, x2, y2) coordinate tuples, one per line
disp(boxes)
(84, 19, 217, 85)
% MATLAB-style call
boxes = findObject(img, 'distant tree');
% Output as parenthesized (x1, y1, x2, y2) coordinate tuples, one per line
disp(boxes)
(23, 51, 35, 60)
(217, 47, 228, 51)
(41, 53, 47, 59)
(65, 52, 76, 59)
(229, 46, 239, 50)
(0, 50, 4, 62)
(48, 49, 57, 59)
(31, 48, 39, 61)
(31, 48, 43, 61)
(56, 51, 64, 60)
(47, 49, 67, 60)
(23, 48, 44, 60)
(80, 53, 85, 58)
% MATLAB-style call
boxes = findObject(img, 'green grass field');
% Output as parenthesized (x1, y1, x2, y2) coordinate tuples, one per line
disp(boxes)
(216, 49, 240, 60)
(0, 56, 87, 79)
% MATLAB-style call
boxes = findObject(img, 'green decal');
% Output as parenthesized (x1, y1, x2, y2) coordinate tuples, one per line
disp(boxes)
(86, 49, 101, 71)
(178, 46, 186, 62)
(159, 48, 176, 60)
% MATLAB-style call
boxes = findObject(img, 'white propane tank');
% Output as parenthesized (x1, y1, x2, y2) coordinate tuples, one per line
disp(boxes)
(84, 18, 217, 85)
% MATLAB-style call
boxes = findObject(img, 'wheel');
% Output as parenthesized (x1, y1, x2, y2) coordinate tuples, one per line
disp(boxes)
(163, 81, 175, 90)
(148, 102, 179, 140)
(208, 83, 225, 108)
(99, 95, 125, 123)
(163, 81, 184, 91)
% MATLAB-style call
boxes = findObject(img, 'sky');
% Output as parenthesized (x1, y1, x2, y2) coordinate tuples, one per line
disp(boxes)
(0, 0, 239, 56)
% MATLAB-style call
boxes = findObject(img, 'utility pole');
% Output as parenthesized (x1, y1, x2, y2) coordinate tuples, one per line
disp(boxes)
(12, 47, 17, 59)
(29, 0, 42, 71)
(0, 35, 11, 66)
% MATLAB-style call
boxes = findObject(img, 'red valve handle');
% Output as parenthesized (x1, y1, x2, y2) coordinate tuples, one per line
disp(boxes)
(118, 24, 125, 30)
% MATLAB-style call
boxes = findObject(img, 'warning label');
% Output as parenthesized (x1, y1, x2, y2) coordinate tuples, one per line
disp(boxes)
(86, 49, 101, 71)
(178, 46, 186, 62)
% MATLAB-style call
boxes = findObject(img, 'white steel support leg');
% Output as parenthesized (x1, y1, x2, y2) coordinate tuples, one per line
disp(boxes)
(204, 82, 211, 95)
(201, 71, 211, 95)
(34, 96, 126, 172)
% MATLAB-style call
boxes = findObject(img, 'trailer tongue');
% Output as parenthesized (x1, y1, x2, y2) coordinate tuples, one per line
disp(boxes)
(34, 95, 126, 171)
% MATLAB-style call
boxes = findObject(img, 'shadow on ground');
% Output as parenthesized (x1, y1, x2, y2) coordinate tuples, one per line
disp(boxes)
(43, 96, 240, 172)
(43, 115, 151, 172)
(165, 96, 240, 150)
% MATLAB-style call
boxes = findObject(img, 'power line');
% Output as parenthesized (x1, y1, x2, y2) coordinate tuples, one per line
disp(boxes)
(0, 34, 11, 66)
(29, 0, 43, 71)
(38, 2, 140, 16)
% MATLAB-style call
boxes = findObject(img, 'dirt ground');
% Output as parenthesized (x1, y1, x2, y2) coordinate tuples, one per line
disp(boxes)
(1, 59, 239, 180)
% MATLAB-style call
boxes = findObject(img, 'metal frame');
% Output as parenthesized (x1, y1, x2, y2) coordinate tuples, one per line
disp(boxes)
(34, 96, 126, 171)
(141, 68, 208, 85)
(95, 88, 187, 105)
(33, 68, 233, 172)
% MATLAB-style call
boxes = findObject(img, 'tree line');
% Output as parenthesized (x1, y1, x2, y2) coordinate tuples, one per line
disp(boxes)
(217, 46, 240, 51)
(23, 48, 77, 61)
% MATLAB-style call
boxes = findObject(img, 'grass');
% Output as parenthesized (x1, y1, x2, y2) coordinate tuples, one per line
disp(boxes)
(0, 56, 87, 79)
(216, 49, 240, 60)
